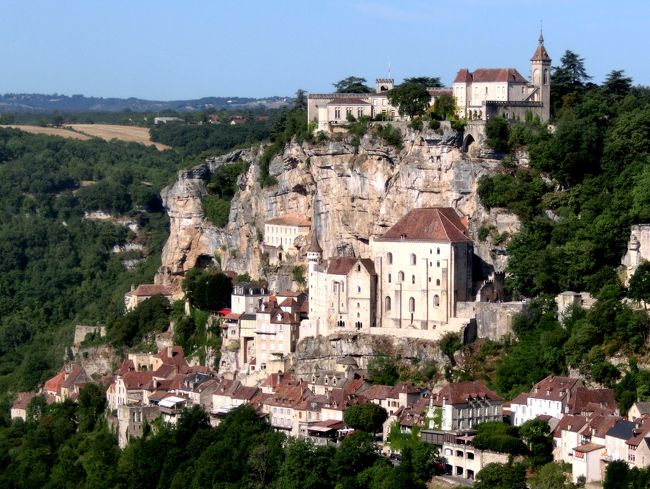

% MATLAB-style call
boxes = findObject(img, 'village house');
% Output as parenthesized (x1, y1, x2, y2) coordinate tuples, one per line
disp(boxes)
(510, 375, 617, 426)
(10, 392, 36, 421)
(42, 363, 90, 403)
(124, 283, 172, 312)
(262, 213, 311, 265)
(431, 381, 503, 431)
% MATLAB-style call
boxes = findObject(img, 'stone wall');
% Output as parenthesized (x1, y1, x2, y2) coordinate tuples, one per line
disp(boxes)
(457, 301, 527, 340)
(621, 224, 650, 285)
(73, 324, 106, 346)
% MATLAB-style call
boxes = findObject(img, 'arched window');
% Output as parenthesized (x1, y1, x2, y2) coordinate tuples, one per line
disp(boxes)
(388, 273, 392, 283)
(437, 247, 440, 255)
(357, 302, 360, 309)
(409, 297, 415, 313)
(357, 286, 361, 293)
(398, 271, 404, 282)
(436, 261, 440, 267)
(385, 296, 391, 312)
(543, 69, 549, 85)
(387, 252, 393, 264)
(410, 253, 416, 265)
(411, 275, 415, 284)
(434, 295, 440, 307)
(436, 279, 440, 286)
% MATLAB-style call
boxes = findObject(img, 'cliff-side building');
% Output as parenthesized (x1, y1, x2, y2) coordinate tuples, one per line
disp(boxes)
(453, 33, 551, 122)
(305, 207, 473, 340)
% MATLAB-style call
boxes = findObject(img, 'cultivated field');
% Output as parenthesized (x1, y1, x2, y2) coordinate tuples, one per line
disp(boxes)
(68, 124, 170, 150)
(0, 124, 170, 150)
(0, 125, 91, 140)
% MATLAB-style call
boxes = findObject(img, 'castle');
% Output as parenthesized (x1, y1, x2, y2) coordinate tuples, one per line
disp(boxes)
(307, 33, 551, 130)
(453, 33, 551, 122)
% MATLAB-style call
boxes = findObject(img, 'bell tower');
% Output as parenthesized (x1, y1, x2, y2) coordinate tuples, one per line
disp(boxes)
(530, 31, 551, 121)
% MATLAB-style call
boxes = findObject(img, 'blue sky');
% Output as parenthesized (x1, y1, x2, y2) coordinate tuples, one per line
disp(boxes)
(1, 0, 648, 100)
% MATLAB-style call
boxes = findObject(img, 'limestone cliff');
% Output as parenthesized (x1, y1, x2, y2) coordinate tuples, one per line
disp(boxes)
(156, 124, 519, 293)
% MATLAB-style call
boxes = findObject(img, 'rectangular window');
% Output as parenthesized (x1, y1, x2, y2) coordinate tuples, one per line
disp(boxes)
(357, 107, 363, 118)
(335, 107, 341, 119)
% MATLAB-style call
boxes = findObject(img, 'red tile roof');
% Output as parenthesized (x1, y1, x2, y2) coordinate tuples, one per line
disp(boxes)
(122, 370, 154, 390)
(326, 98, 370, 105)
(265, 214, 311, 227)
(126, 284, 172, 297)
(12, 392, 36, 411)
(434, 381, 502, 405)
(453, 68, 528, 84)
(567, 387, 617, 415)
(553, 415, 588, 437)
(377, 208, 471, 242)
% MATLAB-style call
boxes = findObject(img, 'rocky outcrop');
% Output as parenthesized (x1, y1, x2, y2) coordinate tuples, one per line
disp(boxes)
(156, 124, 519, 293)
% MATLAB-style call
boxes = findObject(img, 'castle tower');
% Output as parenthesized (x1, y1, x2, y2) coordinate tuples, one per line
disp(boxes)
(305, 229, 323, 274)
(530, 31, 551, 121)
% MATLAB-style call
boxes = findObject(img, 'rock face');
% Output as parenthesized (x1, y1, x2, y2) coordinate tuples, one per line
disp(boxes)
(156, 124, 519, 293)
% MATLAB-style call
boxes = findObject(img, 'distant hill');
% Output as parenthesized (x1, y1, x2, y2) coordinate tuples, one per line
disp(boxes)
(0, 93, 290, 113)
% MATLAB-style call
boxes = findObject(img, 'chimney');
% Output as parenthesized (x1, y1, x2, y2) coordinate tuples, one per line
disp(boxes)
(167, 346, 173, 358)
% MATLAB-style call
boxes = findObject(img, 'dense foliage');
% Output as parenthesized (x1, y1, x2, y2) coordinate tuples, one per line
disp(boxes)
(474, 55, 650, 404)
(343, 403, 388, 433)
(0, 129, 184, 393)
(202, 160, 247, 227)
(0, 403, 437, 489)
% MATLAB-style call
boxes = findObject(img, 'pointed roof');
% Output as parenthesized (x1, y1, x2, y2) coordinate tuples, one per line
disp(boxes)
(531, 32, 551, 62)
(377, 208, 471, 242)
(453, 68, 528, 84)
(305, 230, 322, 253)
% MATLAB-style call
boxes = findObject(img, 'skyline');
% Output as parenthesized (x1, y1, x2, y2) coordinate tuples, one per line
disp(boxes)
(2, 0, 649, 100)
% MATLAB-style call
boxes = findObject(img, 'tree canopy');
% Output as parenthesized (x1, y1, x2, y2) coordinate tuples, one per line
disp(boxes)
(333, 76, 372, 94)
(343, 403, 388, 433)
(387, 82, 431, 118)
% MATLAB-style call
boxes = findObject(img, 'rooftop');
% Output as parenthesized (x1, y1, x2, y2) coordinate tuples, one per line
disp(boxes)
(265, 213, 311, 227)
(377, 208, 471, 243)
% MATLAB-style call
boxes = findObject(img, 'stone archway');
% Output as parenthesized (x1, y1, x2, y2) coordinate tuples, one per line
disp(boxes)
(462, 134, 475, 153)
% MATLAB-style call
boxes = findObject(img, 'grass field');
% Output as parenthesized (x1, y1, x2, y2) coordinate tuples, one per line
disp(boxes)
(0, 124, 170, 150)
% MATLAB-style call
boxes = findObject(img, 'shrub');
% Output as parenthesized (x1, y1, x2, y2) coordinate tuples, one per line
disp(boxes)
(410, 118, 423, 131)
(374, 124, 402, 149)
(428, 119, 441, 131)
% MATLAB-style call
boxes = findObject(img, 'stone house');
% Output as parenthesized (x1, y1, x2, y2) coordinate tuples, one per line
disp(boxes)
(10, 392, 36, 421)
(431, 381, 503, 431)
(510, 375, 617, 426)
(453, 33, 551, 122)
(124, 284, 172, 312)
(263, 213, 311, 265)
(43, 364, 90, 403)
(628, 401, 650, 421)
(117, 404, 161, 448)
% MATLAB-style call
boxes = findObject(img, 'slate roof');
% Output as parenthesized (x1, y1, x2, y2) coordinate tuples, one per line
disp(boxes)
(305, 231, 323, 253)
(607, 419, 637, 440)
(377, 208, 471, 242)
(326, 257, 376, 276)
(531, 34, 551, 61)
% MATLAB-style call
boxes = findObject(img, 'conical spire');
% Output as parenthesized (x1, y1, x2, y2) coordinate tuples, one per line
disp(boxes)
(305, 229, 322, 254)
(531, 30, 551, 62)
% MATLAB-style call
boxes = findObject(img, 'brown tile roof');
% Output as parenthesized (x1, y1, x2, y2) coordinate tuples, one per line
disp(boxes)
(122, 370, 154, 390)
(305, 231, 323, 253)
(61, 365, 89, 390)
(434, 381, 502, 405)
(126, 284, 172, 297)
(327, 98, 370, 105)
(116, 359, 135, 376)
(377, 208, 470, 242)
(579, 415, 621, 439)
(43, 371, 66, 395)
(553, 415, 588, 437)
(279, 297, 297, 307)
(510, 392, 529, 405)
(568, 387, 617, 415)
(12, 392, 36, 411)
(276, 289, 301, 297)
(626, 419, 650, 447)
(573, 443, 605, 453)
(265, 214, 311, 227)
(361, 384, 394, 401)
(531, 36, 551, 62)
(232, 385, 260, 401)
(224, 312, 242, 320)
(454, 68, 528, 84)
(528, 375, 581, 402)
(389, 382, 422, 397)
(153, 364, 178, 379)
(325, 257, 375, 276)
(155, 346, 187, 367)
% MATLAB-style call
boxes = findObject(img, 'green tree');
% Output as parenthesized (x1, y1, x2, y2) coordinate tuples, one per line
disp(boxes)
(367, 355, 399, 385)
(343, 403, 388, 433)
(333, 76, 372, 94)
(403, 76, 443, 88)
(387, 82, 431, 119)
(472, 421, 527, 455)
(519, 418, 553, 467)
(77, 383, 107, 432)
(604, 460, 629, 489)
(602, 69, 632, 100)
(474, 462, 527, 489)
(182, 268, 233, 312)
(439, 332, 461, 366)
(431, 93, 457, 120)
(551, 50, 591, 112)
(485, 116, 510, 153)
(529, 462, 577, 489)
(628, 261, 650, 309)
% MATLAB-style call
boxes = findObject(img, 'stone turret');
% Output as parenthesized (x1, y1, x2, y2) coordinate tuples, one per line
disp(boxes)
(305, 230, 322, 275)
